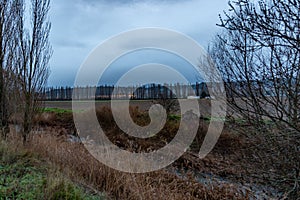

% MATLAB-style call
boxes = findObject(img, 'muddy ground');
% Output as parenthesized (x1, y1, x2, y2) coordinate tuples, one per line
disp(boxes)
(36, 100, 300, 199)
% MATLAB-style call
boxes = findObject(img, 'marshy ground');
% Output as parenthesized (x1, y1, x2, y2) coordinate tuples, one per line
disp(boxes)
(1, 100, 299, 199)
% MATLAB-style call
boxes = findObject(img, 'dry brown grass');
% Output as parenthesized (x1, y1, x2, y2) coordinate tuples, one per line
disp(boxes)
(6, 104, 299, 199)
(23, 132, 246, 200)
(5, 105, 248, 199)
(95, 106, 180, 153)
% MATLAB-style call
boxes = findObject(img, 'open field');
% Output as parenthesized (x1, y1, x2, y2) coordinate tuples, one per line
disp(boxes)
(2, 102, 299, 199)
(44, 99, 213, 117)
(44, 100, 155, 112)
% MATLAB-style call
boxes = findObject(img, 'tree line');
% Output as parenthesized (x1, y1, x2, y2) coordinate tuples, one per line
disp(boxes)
(42, 83, 211, 101)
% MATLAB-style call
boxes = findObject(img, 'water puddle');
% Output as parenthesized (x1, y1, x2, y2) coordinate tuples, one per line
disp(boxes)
(167, 167, 282, 199)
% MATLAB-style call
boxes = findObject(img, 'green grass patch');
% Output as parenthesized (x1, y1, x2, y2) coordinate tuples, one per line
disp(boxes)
(42, 107, 85, 114)
(166, 115, 226, 122)
(43, 107, 73, 114)
(204, 117, 226, 122)
(168, 114, 181, 121)
(0, 142, 105, 200)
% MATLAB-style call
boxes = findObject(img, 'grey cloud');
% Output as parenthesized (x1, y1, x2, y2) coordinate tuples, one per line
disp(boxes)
(78, 0, 190, 5)
(49, 0, 229, 86)
(53, 39, 89, 48)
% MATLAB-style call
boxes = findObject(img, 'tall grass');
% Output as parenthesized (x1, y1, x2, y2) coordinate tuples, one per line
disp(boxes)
(0, 139, 105, 200)
(26, 132, 245, 200)
(16, 105, 247, 199)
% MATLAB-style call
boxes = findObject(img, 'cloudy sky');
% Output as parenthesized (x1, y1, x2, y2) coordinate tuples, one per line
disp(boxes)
(48, 0, 229, 86)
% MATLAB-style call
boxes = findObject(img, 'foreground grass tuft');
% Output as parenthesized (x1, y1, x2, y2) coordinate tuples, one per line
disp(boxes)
(0, 141, 105, 200)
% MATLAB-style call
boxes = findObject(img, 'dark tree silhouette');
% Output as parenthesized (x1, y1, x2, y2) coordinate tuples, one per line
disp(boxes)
(209, 0, 300, 132)
(0, 0, 21, 138)
(16, 0, 52, 142)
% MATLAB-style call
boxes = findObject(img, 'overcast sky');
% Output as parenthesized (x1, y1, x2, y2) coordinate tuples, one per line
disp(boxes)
(48, 0, 229, 86)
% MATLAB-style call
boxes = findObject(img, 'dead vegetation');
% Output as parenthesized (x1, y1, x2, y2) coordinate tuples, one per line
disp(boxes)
(3, 104, 299, 199)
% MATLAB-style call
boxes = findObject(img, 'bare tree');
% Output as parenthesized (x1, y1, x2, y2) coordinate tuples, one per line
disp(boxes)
(16, 0, 52, 142)
(0, 0, 21, 138)
(209, 0, 300, 132)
